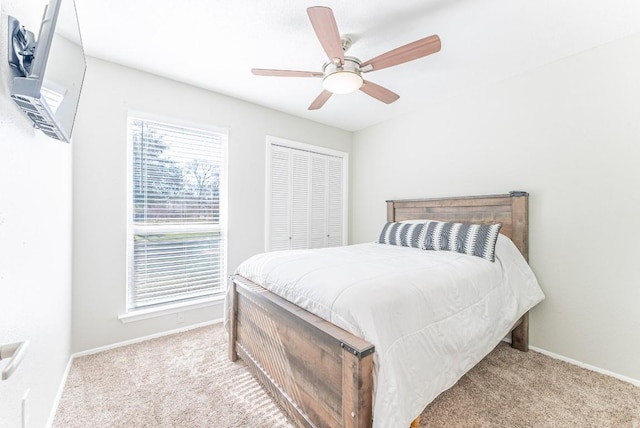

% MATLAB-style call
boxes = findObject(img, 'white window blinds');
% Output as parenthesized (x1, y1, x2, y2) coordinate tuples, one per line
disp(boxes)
(127, 116, 227, 310)
(267, 140, 347, 252)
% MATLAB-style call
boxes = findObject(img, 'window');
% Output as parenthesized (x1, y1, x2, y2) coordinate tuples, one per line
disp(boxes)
(266, 137, 347, 251)
(127, 114, 227, 311)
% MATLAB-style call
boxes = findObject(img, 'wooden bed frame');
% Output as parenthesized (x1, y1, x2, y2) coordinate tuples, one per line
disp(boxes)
(228, 192, 530, 428)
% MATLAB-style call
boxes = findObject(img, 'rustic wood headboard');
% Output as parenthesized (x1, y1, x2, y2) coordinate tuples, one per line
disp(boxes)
(386, 191, 529, 261)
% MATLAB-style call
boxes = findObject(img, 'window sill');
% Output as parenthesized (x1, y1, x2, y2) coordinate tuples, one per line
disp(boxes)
(118, 295, 225, 323)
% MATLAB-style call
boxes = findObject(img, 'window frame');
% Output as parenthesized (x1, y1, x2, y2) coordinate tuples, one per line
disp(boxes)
(123, 110, 228, 317)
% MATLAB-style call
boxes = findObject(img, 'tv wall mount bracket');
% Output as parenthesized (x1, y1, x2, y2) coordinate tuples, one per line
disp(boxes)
(7, 15, 36, 77)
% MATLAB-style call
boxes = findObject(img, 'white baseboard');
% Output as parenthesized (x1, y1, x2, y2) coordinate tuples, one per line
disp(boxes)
(529, 345, 640, 388)
(45, 354, 75, 428)
(72, 319, 223, 358)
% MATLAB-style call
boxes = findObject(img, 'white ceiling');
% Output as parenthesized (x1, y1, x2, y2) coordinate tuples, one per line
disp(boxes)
(74, 0, 640, 132)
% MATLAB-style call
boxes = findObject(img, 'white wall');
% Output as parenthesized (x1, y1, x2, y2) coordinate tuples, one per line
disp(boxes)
(0, 0, 73, 426)
(351, 33, 640, 381)
(72, 57, 352, 352)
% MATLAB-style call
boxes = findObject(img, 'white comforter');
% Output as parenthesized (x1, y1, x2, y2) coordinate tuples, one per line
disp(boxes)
(233, 235, 544, 428)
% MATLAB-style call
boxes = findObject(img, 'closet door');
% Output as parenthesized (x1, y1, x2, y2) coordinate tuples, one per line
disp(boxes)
(267, 141, 346, 252)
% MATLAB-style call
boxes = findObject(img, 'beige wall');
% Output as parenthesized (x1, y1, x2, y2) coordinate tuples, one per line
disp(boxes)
(72, 57, 352, 352)
(0, 0, 73, 426)
(351, 33, 640, 381)
(75, 33, 640, 382)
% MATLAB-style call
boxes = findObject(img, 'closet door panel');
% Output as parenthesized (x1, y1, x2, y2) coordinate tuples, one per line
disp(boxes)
(310, 154, 328, 249)
(290, 151, 310, 250)
(269, 146, 292, 251)
(327, 156, 344, 247)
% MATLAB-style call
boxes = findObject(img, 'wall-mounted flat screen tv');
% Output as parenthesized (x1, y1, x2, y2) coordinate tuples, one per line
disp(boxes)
(8, 0, 86, 143)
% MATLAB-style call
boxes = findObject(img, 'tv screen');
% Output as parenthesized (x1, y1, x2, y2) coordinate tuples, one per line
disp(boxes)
(9, 0, 86, 143)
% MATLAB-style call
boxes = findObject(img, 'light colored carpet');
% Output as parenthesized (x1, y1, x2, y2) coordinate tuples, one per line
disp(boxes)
(54, 324, 293, 428)
(53, 324, 640, 427)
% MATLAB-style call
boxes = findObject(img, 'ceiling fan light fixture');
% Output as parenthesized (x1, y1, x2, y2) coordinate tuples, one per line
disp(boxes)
(323, 71, 363, 94)
(322, 57, 363, 94)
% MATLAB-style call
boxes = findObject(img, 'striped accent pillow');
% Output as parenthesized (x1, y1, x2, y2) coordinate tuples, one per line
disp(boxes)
(377, 222, 425, 248)
(419, 220, 502, 262)
(377, 220, 502, 262)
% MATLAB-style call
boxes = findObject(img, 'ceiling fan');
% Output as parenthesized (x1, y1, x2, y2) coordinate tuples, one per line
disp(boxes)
(251, 6, 441, 110)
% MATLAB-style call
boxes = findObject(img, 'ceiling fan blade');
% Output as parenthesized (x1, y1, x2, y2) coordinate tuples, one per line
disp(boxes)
(308, 90, 332, 110)
(252, 68, 323, 78)
(359, 80, 400, 104)
(360, 35, 441, 72)
(307, 7, 344, 65)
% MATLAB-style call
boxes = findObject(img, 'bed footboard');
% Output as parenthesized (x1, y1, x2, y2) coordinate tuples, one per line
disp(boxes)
(229, 275, 375, 428)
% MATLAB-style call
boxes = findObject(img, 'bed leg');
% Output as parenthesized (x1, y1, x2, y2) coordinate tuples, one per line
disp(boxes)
(228, 278, 238, 362)
(410, 416, 421, 427)
(511, 312, 529, 352)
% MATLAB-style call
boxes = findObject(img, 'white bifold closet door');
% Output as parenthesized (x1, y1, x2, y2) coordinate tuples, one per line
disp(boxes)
(268, 144, 345, 251)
